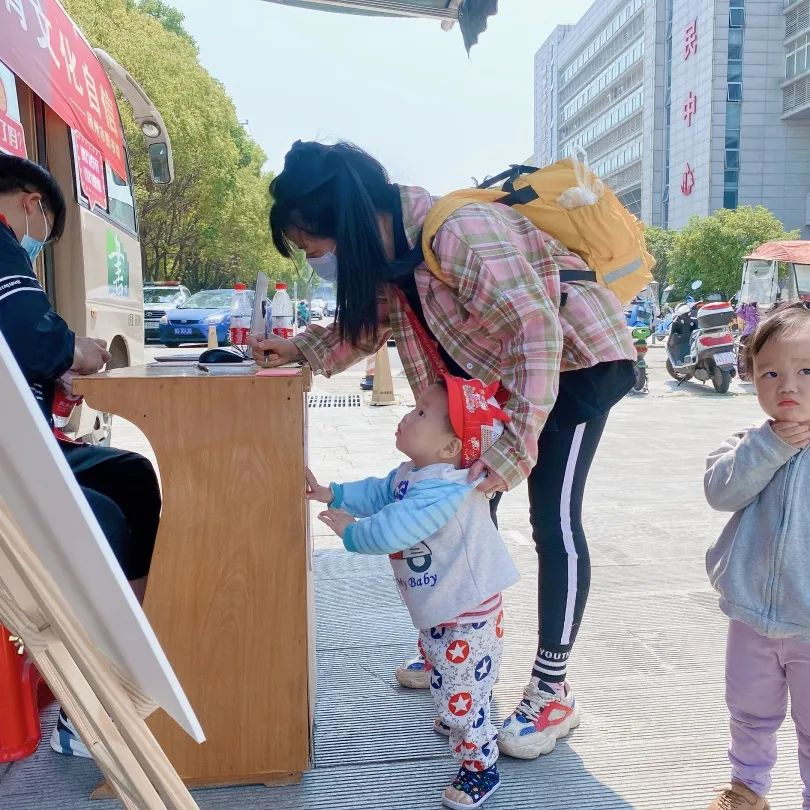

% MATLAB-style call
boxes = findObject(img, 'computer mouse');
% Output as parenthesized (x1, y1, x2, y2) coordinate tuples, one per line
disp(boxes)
(198, 347, 245, 364)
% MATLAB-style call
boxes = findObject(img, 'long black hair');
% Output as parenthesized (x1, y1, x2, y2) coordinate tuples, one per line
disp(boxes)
(270, 141, 395, 345)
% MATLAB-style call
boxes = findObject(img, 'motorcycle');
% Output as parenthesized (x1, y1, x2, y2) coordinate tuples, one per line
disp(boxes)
(665, 280, 737, 394)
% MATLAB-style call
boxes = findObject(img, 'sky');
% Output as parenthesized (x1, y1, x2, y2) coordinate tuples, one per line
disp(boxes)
(169, 0, 593, 193)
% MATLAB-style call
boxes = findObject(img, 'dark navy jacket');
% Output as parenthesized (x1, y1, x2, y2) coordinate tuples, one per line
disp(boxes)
(0, 217, 74, 423)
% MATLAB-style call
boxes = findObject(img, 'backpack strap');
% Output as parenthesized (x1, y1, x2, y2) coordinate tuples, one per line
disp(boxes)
(386, 184, 597, 314)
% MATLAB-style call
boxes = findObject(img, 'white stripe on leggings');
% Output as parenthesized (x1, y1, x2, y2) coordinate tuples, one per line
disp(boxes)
(560, 423, 586, 646)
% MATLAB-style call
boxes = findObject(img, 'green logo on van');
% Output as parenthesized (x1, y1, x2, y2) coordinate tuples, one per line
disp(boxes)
(106, 229, 130, 298)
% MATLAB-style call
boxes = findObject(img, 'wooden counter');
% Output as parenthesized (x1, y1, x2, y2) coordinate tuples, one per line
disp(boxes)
(74, 363, 314, 789)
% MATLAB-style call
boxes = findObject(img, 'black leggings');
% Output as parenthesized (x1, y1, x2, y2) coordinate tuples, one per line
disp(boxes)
(490, 413, 609, 684)
(60, 442, 161, 581)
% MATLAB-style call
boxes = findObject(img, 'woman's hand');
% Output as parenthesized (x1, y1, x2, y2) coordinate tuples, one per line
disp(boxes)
(467, 460, 508, 495)
(318, 508, 356, 539)
(247, 334, 304, 367)
(305, 467, 334, 504)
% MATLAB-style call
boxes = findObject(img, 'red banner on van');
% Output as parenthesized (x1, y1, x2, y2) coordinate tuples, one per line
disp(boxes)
(0, 0, 127, 178)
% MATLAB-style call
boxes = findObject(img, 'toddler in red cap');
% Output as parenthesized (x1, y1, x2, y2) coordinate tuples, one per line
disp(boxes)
(307, 374, 519, 809)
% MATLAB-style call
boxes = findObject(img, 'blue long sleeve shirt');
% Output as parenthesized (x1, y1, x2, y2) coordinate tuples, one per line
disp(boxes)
(330, 461, 519, 629)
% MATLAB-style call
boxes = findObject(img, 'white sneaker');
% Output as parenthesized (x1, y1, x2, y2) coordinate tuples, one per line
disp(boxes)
(498, 681, 580, 759)
(395, 652, 432, 689)
(50, 710, 92, 759)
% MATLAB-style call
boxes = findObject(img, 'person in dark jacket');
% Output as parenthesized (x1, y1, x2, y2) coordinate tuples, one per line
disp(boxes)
(0, 155, 161, 758)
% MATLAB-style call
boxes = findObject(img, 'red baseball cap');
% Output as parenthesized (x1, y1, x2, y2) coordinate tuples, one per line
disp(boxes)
(442, 374, 511, 469)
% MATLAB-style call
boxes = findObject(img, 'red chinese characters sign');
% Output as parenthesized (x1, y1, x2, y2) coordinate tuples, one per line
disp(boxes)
(681, 163, 695, 195)
(0, 61, 26, 158)
(683, 92, 697, 126)
(74, 131, 106, 210)
(684, 19, 698, 60)
(0, 0, 126, 178)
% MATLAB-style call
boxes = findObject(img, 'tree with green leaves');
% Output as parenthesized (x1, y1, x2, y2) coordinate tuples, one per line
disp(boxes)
(668, 206, 798, 300)
(644, 225, 677, 291)
(63, 0, 298, 292)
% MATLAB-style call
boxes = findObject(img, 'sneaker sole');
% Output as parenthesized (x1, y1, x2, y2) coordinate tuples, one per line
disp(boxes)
(434, 718, 451, 737)
(442, 779, 500, 810)
(395, 668, 431, 689)
(498, 705, 581, 760)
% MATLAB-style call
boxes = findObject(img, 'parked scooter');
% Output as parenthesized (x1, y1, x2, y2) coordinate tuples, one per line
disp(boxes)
(665, 280, 737, 394)
(630, 324, 652, 392)
(625, 284, 659, 393)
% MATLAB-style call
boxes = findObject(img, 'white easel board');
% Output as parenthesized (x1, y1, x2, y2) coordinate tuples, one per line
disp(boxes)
(0, 332, 203, 743)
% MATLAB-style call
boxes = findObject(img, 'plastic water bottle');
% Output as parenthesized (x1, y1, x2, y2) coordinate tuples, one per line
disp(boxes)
(229, 282, 252, 350)
(264, 295, 273, 338)
(271, 282, 294, 340)
(52, 371, 83, 429)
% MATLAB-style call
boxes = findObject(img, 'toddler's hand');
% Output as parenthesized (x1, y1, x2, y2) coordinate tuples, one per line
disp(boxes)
(772, 421, 810, 449)
(318, 508, 356, 539)
(305, 467, 334, 504)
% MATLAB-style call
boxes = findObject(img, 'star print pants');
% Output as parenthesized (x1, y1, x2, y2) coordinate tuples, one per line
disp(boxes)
(419, 613, 504, 770)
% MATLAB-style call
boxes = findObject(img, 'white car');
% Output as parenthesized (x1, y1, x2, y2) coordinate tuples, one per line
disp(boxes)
(143, 282, 190, 341)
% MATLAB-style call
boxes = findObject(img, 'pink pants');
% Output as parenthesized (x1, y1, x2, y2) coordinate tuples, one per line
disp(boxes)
(725, 620, 810, 807)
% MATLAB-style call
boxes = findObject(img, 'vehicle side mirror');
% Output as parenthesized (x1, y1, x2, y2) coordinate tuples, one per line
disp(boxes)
(148, 142, 173, 185)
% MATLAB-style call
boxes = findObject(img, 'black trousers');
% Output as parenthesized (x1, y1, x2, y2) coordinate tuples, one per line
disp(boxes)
(490, 412, 610, 683)
(60, 442, 161, 580)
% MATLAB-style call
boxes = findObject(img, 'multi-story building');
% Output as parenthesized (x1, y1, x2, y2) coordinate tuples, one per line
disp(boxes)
(535, 0, 810, 237)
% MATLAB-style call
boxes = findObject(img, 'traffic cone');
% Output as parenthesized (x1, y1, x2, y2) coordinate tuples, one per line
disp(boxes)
(370, 346, 396, 406)
(0, 624, 42, 762)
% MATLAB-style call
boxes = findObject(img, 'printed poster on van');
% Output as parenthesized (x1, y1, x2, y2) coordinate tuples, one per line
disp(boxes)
(73, 131, 107, 211)
(0, 61, 26, 159)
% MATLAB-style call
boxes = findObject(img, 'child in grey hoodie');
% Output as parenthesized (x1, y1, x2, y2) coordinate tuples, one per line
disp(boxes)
(704, 302, 810, 810)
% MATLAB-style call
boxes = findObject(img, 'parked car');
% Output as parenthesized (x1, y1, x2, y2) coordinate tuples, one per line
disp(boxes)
(309, 299, 325, 320)
(159, 288, 254, 347)
(325, 300, 337, 317)
(143, 282, 190, 342)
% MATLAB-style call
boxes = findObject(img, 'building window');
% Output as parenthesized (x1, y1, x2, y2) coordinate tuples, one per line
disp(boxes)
(729, 8, 745, 27)
(724, 0, 743, 210)
(726, 101, 742, 129)
(728, 28, 743, 61)
(728, 61, 743, 82)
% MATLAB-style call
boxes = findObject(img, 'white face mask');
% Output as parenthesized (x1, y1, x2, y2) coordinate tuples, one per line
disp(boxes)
(308, 251, 338, 283)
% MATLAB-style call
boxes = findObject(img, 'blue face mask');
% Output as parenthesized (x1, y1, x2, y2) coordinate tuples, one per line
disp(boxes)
(20, 200, 50, 263)
(308, 251, 338, 283)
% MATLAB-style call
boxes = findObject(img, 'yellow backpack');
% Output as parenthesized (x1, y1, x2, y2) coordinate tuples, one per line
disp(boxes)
(420, 154, 654, 306)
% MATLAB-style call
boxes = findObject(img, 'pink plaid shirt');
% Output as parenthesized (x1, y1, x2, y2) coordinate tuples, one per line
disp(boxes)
(293, 186, 634, 490)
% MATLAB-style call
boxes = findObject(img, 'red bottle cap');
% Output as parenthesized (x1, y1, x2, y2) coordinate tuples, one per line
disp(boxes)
(234, 282, 247, 290)
(275, 282, 287, 290)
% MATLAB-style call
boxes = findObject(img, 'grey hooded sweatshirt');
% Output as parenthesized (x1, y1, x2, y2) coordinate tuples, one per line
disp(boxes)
(705, 420, 810, 643)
